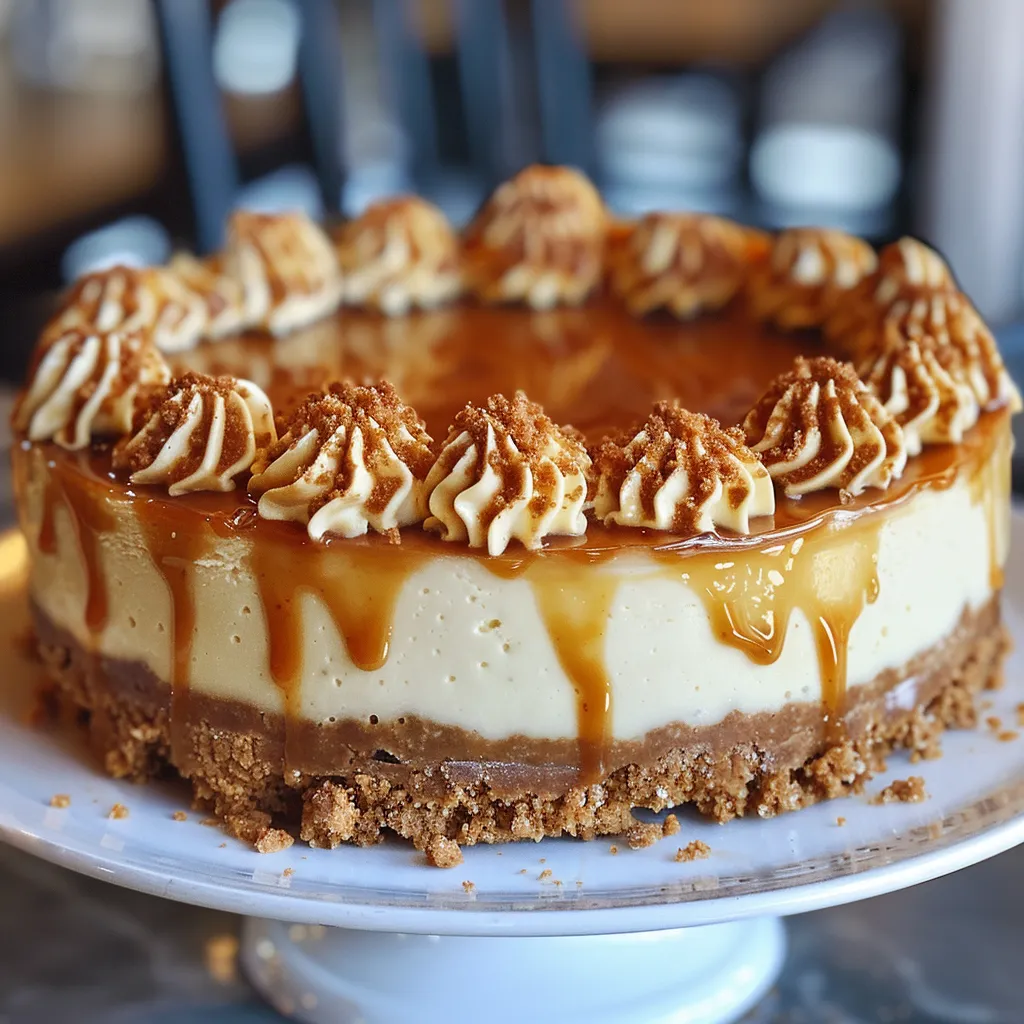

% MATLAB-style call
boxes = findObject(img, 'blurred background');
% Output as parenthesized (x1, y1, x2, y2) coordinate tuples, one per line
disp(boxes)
(1, 0, 1023, 378)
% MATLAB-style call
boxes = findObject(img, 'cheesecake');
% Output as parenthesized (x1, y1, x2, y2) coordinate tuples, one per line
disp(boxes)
(11, 167, 1019, 859)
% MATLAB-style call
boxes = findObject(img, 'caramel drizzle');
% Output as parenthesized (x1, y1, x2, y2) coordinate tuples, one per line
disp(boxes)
(135, 502, 212, 770)
(970, 417, 1013, 591)
(664, 526, 881, 740)
(251, 537, 428, 769)
(529, 566, 617, 783)
(49, 460, 116, 635)
(38, 475, 61, 555)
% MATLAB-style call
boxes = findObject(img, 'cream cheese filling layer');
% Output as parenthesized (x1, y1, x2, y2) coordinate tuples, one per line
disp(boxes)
(20, 439, 1008, 745)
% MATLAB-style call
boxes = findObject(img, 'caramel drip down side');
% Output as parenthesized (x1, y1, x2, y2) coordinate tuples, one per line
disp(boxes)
(657, 520, 881, 741)
(136, 503, 213, 772)
(969, 416, 1013, 591)
(251, 535, 429, 771)
(50, 460, 117, 635)
(38, 475, 61, 555)
(529, 565, 618, 783)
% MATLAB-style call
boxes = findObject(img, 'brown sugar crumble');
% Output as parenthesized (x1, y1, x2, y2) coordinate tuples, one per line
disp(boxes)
(172, 810, 188, 822)
(1016, 703, 1024, 727)
(282, 867, 295, 878)
(539, 869, 552, 880)
(987, 715, 1003, 731)
(997, 730, 1019, 743)
(108, 803, 129, 820)
(49, 794, 70, 808)
(836, 816, 847, 827)
(873, 776, 927, 805)
(625, 820, 664, 850)
(662, 813, 681, 837)
(675, 840, 711, 862)
(609, 845, 619, 856)
(424, 835, 463, 869)
(462, 880, 475, 893)
(254, 827, 294, 854)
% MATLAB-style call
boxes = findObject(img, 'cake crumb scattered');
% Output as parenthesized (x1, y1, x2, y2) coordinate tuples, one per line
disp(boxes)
(518, 868, 527, 875)
(625, 821, 663, 850)
(662, 813, 681, 837)
(609, 845, 619, 856)
(254, 827, 294, 854)
(1016, 703, 1024, 726)
(49, 794, 70, 808)
(201, 817, 220, 827)
(836, 816, 847, 827)
(283, 867, 294, 878)
(108, 803, 129, 820)
(424, 835, 463, 868)
(204, 934, 239, 985)
(462, 880, 475, 893)
(873, 776, 927, 805)
(539, 868, 552, 880)
(539, 858, 546, 863)
(997, 730, 1019, 743)
(218, 843, 227, 849)
(986, 716, 1002, 731)
(172, 811, 188, 822)
(674, 840, 711, 862)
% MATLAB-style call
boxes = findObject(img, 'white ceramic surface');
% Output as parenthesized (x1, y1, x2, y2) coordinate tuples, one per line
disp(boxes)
(241, 917, 787, 1024)
(0, 516, 1023, 938)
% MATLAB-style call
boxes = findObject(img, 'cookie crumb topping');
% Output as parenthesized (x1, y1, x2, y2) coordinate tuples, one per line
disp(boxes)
(423, 391, 591, 555)
(593, 402, 775, 535)
(249, 380, 433, 541)
(743, 356, 907, 499)
(608, 212, 768, 319)
(14, 328, 170, 450)
(748, 227, 877, 330)
(463, 164, 606, 310)
(337, 196, 462, 316)
(113, 371, 275, 495)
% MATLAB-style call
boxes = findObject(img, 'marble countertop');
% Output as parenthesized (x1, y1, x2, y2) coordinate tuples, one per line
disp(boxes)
(2, 384, 1024, 1023)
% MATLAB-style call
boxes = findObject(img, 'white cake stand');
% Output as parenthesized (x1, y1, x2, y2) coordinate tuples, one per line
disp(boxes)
(2, 519, 1024, 1024)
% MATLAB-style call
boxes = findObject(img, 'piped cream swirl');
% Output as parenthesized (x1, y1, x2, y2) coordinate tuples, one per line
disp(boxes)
(14, 328, 170, 450)
(224, 210, 343, 335)
(859, 336, 980, 455)
(113, 372, 275, 495)
(45, 265, 210, 352)
(423, 392, 591, 555)
(462, 165, 606, 310)
(337, 197, 462, 315)
(743, 356, 907, 498)
(168, 252, 246, 339)
(748, 228, 877, 330)
(248, 381, 434, 541)
(592, 402, 775, 534)
(608, 213, 768, 319)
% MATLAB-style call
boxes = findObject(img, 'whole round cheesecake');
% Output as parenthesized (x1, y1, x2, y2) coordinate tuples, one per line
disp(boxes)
(11, 168, 1019, 860)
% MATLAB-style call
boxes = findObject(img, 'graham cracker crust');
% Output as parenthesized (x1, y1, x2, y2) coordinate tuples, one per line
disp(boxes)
(31, 598, 1008, 858)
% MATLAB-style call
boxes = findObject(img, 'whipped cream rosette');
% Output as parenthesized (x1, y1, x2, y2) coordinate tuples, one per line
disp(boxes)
(113, 372, 276, 495)
(15, 328, 171, 450)
(592, 401, 775, 534)
(249, 381, 434, 541)
(743, 356, 907, 499)
(423, 391, 591, 555)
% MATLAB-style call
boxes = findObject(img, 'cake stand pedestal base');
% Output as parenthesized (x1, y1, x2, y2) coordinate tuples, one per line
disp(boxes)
(241, 915, 786, 1024)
